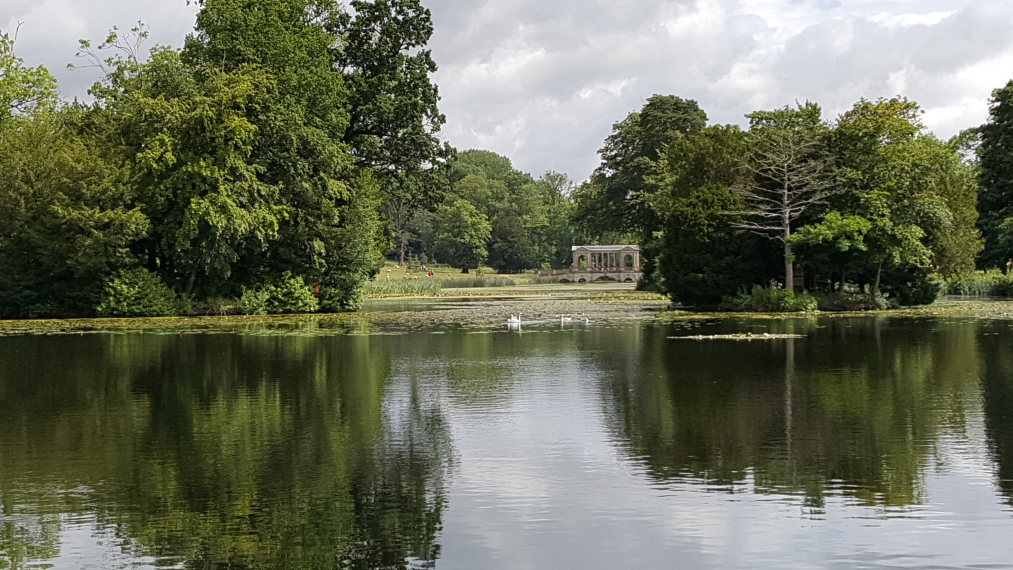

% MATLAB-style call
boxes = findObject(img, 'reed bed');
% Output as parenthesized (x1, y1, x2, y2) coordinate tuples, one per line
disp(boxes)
(438, 276, 517, 288)
(362, 279, 442, 298)
(944, 270, 1013, 297)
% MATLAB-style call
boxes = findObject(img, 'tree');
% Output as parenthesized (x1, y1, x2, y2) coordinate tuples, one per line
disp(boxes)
(0, 112, 148, 316)
(335, 0, 455, 256)
(431, 150, 573, 272)
(0, 29, 58, 122)
(731, 102, 834, 291)
(978, 80, 1013, 270)
(650, 124, 779, 305)
(184, 0, 350, 135)
(796, 97, 979, 302)
(576, 94, 707, 241)
(95, 49, 289, 296)
(432, 199, 491, 272)
(181, 1, 388, 307)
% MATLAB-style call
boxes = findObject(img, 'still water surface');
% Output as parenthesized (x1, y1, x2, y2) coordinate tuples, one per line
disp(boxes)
(3, 308, 1013, 569)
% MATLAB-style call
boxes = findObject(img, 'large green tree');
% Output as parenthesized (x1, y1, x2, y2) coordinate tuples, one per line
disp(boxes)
(978, 80, 1013, 270)
(0, 112, 148, 316)
(432, 199, 492, 272)
(651, 124, 779, 305)
(575, 94, 707, 241)
(795, 97, 979, 302)
(334, 0, 455, 260)
(731, 102, 834, 291)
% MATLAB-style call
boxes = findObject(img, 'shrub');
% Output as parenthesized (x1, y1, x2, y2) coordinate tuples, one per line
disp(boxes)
(318, 273, 369, 312)
(815, 291, 890, 311)
(719, 285, 818, 313)
(95, 268, 179, 317)
(240, 272, 319, 315)
(880, 270, 941, 306)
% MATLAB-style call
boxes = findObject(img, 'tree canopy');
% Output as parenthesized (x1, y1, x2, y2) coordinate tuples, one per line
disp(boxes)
(0, 0, 449, 317)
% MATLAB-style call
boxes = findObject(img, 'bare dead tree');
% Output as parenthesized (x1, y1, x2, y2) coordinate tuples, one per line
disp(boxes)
(727, 124, 835, 291)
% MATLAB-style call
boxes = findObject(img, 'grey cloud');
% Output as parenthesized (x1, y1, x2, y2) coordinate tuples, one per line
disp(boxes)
(5, 1, 1012, 182)
(2, 1, 197, 101)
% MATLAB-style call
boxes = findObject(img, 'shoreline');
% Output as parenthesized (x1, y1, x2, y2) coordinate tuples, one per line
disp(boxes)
(2, 292, 1012, 336)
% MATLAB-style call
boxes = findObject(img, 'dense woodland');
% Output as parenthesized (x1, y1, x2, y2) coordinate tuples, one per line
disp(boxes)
(3, 0, 1013, 316)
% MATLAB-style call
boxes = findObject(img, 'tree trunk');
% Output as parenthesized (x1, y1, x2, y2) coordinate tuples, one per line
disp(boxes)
(461, 267, 469, 274)
(782, 208, 794, 291)
(872, 262, 882, 298)
(784, 241, 794, 291)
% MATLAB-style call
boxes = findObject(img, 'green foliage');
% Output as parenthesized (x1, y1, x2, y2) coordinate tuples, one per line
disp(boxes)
(814, 291, 889, 311)
(879, 269, 941, 306)
(797, 97, 978, 296)
(336, 0, 454, 260)
(718, 286, 818, 313)
(576, 94, 707, 249)
(239, 272, 319, 314)
(978, 80, 1013, 269)
(0, 31, 59, 122)
(651, 126, 780, 306)
(431, 151, 575, 272)
(362, 279, 442, 298)
(438, 276, 516, 288)
(0, 112, 149, 317)
(944, 270, 1013, 297)
(432, 199, 492, 272)
(96, 268, 179, 317)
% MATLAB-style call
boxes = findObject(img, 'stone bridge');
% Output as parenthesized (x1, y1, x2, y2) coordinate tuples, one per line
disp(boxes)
(540, 245, 643, 283)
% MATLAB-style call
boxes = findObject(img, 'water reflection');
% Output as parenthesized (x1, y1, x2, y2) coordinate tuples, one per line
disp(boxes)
(2, 316, 1013, 568)
(0, 333, 450, 569)
(594, 317, 986, 507)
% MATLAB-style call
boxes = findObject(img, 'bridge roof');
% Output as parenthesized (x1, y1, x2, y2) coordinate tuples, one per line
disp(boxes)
(571, 244, 639, 252)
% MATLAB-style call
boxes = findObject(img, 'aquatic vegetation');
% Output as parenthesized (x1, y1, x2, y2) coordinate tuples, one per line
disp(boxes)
(438, 276, 516, 288)
(362, 279, 443, 298)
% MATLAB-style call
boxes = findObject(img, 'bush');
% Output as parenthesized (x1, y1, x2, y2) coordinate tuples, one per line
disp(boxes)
(240, 272, 319, 315)
(719, 285, 818, 313)
(318, 273, 368, 312)
(815, 291, 890, 311)
(879, 269, 941, 306)
(95, 268, 179, 317)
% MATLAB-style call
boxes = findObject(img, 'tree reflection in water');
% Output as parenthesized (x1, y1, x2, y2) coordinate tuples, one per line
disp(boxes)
(0, 331, 452, 569)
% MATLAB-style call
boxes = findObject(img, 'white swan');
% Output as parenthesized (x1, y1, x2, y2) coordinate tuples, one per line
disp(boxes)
(507, 314, 521, 324)
(559, 314, 573, 323)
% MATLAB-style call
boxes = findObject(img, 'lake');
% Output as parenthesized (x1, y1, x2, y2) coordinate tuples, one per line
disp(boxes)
(3, 300, 1013, 569)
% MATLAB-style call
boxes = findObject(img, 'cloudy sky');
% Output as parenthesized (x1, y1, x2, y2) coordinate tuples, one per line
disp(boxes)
(3, 0, 1011, 181)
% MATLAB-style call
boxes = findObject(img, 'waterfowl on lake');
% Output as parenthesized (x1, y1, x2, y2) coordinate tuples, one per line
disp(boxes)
(508, 314, 522, 324)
